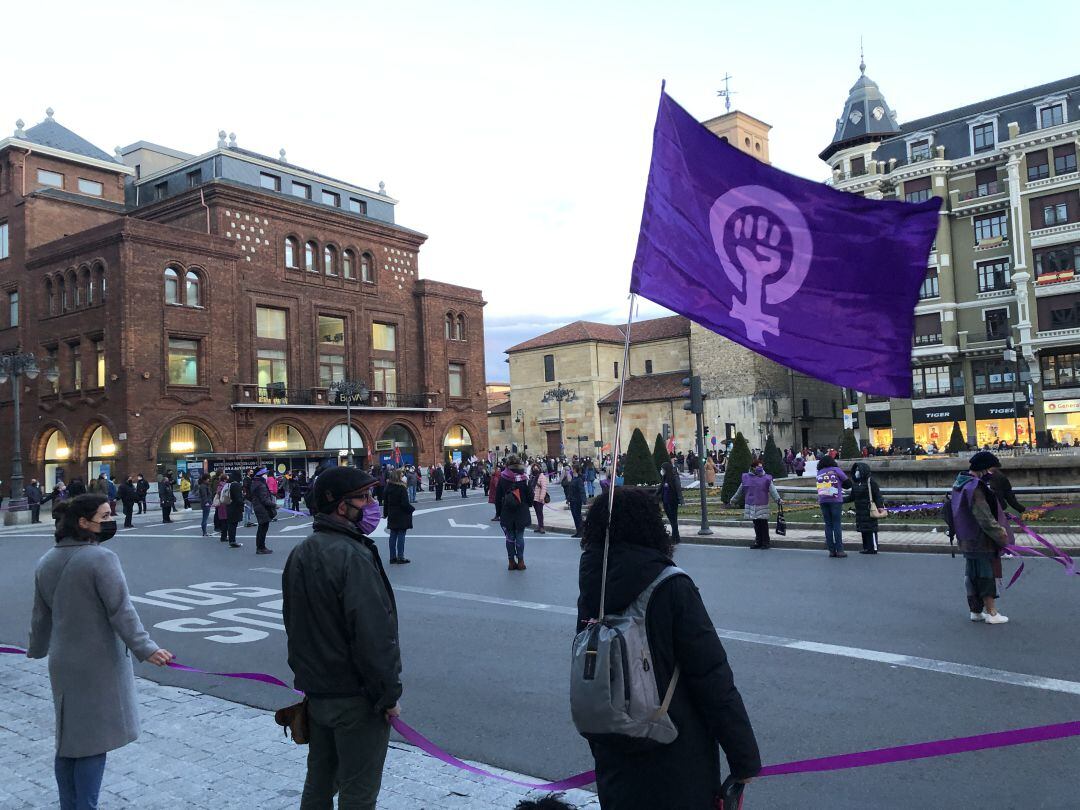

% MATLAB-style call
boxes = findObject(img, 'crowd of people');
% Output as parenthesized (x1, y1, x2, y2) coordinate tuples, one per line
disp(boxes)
(23, 440, 1028, 808)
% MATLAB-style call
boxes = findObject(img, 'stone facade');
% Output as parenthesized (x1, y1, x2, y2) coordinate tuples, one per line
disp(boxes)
(0, 116, 488, 492)
(824, 70, 1080, 450)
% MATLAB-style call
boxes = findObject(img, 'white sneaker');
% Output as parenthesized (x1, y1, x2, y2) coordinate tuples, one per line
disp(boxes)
(969, 612, 984, 622)
(982, 612, 1009, 624)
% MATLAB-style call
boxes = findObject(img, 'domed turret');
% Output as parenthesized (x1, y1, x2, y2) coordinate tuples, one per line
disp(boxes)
(820, 59, 900, 162)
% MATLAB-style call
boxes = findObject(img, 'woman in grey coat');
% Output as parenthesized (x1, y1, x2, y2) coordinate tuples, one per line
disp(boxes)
(27, 493, 173, 809)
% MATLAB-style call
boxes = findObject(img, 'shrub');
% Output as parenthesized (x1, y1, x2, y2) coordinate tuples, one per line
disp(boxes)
(721, 432, 752, 502)
(763, 434, 785, 478)
(839, 428, 860, 459)
(623, 428, 660, 486)
(653, 433, 671, 477)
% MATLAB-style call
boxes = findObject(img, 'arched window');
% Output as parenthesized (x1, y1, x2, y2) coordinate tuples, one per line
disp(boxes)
(445, 313, 454, 339)
(72, 271, 82, 307)
(46, 279, 55, 316)
(343, 250, 355, 279)
(82, 268, 93, 306)
(324, 245, 338, 276)
(305, 241, 317, 272)
(94, 263, 106, 302)
(164, 267, 180, 304)
(456, 314, 466, 341)
(284, 236, 298, 269)
(185, 270, 201, 306)
(59, 278, 68, 312)
(87, 425, 117, 481)
(361, 252, 373, 283)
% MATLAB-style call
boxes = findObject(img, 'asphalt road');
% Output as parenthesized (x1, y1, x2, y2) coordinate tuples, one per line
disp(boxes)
(2, 488, 1078, 809)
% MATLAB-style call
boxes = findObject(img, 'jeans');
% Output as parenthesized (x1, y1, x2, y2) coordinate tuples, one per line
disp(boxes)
(569, 500, 584, 534)
(407, 486, 416, 503)
(201, 504, 211, 534)
(821, 502, 844, 552)
(244, 501, 255, 524)
(256, 521, 270, 550)
(503, 525, 526, 560)
(302, 695, 391, 810)
(388, 529, 407, 559)
(55, 753, 106, 810)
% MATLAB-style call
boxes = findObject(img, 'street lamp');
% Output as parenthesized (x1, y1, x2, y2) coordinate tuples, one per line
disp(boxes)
(541, 382, 576, 457)
(330, 379, 370, 467)
(1004, 339, 1021, 450)
(514, 408, 526, 457)
(0, 353, 59, 525)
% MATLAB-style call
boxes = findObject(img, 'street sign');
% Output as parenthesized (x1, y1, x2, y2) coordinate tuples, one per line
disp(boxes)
(711, 436, 717, 446)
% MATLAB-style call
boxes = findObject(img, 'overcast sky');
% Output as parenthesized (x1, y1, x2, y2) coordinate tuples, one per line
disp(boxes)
(10, 1, 1080, 381)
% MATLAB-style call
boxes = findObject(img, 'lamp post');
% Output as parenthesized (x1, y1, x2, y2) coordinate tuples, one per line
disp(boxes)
(1, 353, 59, 525)
(1004, 339, 1021, 450)
(514, 408, 525, 456)
(542, 382, 576, 457)
(330, 379, 370, 467)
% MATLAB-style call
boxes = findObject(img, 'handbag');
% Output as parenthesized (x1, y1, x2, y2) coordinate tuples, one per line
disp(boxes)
(774, 503, 787, 536)
(870, 503, 888, 520)
(274, 698, 309, 744)
(544, 492, 551, 504)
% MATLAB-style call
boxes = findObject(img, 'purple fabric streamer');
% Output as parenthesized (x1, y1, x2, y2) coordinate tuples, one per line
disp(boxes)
(3, 646, 1080, 789)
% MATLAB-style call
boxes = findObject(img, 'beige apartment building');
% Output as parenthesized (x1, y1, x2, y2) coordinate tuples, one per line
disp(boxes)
(824, 67, 1080, 449)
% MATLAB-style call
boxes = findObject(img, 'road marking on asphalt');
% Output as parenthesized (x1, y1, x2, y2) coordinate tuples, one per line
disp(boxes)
(379, 584, 1080, 698)
(280, 525, 310, 532)
(448, 519, 489, 529)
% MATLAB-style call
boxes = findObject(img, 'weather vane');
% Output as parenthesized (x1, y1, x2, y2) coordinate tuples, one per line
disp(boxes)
(716, 73, 736, 113)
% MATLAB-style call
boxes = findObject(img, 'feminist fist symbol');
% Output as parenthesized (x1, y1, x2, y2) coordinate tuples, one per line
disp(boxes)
(709, 186, 813, 346)
(730, 213, 785, 342)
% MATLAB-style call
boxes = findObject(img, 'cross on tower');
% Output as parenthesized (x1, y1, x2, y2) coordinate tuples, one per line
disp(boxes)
(716, 73, 737, 113)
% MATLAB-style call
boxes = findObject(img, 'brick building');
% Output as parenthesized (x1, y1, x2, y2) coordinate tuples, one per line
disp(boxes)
(0, 113, 488, 492)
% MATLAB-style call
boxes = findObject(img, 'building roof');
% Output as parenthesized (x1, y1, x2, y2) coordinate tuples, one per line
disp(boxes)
(506, 315, 690, 354)
(598, 371, 689, 406)
(487, 399, 512, 415)
(820, 62, 900, 161)
(29, 187, 128, 213)
(19, 114, 119, 164)
(898, 73, 1080, 135)
(226, 145, 390, 201)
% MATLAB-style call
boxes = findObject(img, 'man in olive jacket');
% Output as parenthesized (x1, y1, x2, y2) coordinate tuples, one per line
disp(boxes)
(282, 466, 402, 810)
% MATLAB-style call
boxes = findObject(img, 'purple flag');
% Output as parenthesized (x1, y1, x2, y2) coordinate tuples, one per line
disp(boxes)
(630, 91, 940, 397)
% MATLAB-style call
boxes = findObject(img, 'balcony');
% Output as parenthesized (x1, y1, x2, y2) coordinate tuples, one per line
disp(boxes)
(232, 384, 442, 410)
(958, 181, 1005, 202)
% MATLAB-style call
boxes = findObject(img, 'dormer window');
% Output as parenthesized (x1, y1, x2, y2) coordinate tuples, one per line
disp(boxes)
(971, 121, 996, 153)
(1040, 103, 1065, 129)
(910, 140, 931, 161)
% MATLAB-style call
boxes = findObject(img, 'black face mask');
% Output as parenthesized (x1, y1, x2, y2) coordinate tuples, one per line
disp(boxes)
(94, 520, 118, 542)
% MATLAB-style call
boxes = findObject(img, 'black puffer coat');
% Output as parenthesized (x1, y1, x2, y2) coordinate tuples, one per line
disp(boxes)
(384, 482, 414, 531)
(577, 543, 761, 809)
(845, 462, 884, 533)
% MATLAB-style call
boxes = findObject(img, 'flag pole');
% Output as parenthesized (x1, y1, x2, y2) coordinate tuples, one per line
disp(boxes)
(598, 293, 636, 621)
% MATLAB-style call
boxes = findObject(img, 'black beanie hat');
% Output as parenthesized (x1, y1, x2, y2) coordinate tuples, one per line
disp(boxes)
(311, 467, 377, 513)
(969, 451, 1002, 472)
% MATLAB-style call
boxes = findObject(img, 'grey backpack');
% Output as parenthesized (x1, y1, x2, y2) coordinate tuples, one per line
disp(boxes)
(570, 566, 686, 745)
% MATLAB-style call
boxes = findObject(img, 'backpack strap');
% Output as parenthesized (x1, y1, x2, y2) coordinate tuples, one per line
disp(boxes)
(652, 664, 680, 721)
(634, 566, 687, 722)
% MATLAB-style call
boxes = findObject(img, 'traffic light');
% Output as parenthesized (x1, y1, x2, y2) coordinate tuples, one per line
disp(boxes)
(703, 425, 710, 437)
(681, 375, 703, 415)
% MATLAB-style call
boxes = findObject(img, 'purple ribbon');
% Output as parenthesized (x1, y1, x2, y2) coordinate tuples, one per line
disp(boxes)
(5, 644, 1080, 789)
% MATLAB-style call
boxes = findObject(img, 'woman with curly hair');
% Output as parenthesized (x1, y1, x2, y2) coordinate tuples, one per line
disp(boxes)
(576, 488, 760, 809)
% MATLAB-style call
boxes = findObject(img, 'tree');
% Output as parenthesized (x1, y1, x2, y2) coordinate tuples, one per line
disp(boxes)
(652, 433, 671, 476)
(623, 428, 660, 486)
(763, 434, 785, 478)
(946, 420, 967, 453)
(839, 428, 860, 459)
(721, 432, 752, 502)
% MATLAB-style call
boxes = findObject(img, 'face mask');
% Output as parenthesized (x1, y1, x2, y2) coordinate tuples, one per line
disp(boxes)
(357, 502, 381, 535)
(94, 519, 117, 542)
